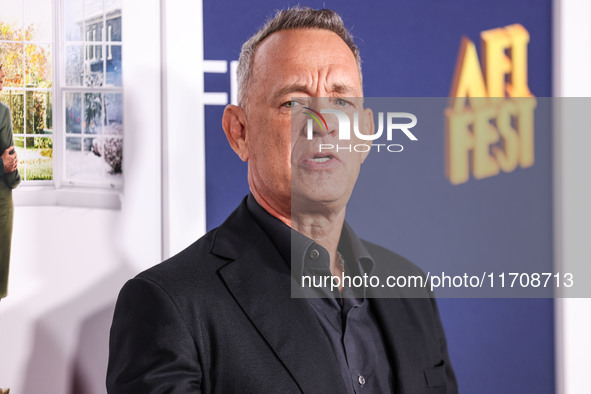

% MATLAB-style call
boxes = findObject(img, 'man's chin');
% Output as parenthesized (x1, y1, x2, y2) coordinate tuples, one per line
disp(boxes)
(291, 189, 351, 212)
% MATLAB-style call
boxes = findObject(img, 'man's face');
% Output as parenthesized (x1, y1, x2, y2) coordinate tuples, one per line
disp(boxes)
(229, 29, 372, 218)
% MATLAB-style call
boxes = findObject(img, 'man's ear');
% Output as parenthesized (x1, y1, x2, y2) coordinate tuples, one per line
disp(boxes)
(360, 107, 375, 163)
(222, 104, 249, 162)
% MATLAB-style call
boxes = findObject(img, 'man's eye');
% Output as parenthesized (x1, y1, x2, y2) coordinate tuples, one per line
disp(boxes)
(282, 100, 300, 108)
(335, 98, 350, 106)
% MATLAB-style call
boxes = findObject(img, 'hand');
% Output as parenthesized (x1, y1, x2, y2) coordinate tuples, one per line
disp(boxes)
(2, 146, 18, 173)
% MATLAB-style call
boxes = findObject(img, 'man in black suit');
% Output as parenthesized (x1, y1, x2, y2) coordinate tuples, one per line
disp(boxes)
(107, 7, 457, 393)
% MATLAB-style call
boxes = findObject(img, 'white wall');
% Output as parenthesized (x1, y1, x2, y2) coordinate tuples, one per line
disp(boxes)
(0, 207, 132, 393)
(161, 0, 207, 258)
(0, 0, 164, 392)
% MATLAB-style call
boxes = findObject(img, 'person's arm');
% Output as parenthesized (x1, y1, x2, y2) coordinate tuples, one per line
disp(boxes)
(106, 277, 203, 393)
(0, 107, 21, 189)
(1, 107, 20, 187)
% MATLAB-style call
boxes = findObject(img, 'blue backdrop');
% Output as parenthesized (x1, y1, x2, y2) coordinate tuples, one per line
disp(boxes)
(202, 1, 554, 392)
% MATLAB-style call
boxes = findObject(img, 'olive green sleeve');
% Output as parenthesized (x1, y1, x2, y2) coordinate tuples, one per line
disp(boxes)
(0, 105, 21, 188)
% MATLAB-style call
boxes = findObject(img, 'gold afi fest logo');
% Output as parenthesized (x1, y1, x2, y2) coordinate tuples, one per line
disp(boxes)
(445, 24, 537, 185)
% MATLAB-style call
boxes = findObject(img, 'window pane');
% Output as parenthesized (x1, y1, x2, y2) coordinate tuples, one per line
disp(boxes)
(45, 91, 52, 130)
(0, 0, 24, 41)
(65, 92, 82, 134)
(84, 92, 103, 134)
(83, 136, 122, 181)
(26, 136, 53, 180)
(106, 11, 121, 41)
(66, 135, 121, 183)
(103, 94, 123, 177)
(65, 44, 83, 86)
(64, 0, 84, 41)
(14, 136, 24, 150)
(0, 91, 24, 135)
(84, 44, 104, 86)
(83, 136, 108, 182)
(105, 44, 121, 86)
(25, 90, 52, 135)
(24, 0, 53, 43)
(14, 136, 25, 177)
(85, 18, 104, 42)
(100, 136, 122, 177)
(104, 93, 122, 132)
(66, 136, 83, 181)
(106, 0, 123, 15)
(24, 44, 52, 87)
(14, 136, 52, 181)
(84, 0, 105, 24)
(0, 43, 25, 88)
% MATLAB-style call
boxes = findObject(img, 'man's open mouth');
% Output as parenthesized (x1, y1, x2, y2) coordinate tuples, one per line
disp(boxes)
(299, 153, 340, 169)
(310, 155, 332, 163)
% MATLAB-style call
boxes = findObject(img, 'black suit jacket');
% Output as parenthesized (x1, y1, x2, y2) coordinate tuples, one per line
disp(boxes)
(107, 199, 458, 393)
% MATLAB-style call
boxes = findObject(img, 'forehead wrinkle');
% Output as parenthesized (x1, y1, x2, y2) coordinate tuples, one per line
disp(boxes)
(272, 83, 314, 102)
(303, 64, 360, 96)
(268, 75, 360, 105)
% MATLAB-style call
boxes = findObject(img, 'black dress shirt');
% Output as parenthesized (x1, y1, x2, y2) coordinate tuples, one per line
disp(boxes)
(246, 194, 393, 393)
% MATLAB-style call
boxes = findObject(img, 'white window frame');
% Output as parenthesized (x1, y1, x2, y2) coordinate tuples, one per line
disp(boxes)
(0, 11, 53, 186)
(11, 0, 123, 209)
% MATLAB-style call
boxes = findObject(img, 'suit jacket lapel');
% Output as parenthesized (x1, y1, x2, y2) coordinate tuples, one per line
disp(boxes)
(214, 201, 347, 394)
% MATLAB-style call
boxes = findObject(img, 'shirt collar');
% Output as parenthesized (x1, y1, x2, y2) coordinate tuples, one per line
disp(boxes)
(246, 193, 292, 262)
(246, 193, 376, 279)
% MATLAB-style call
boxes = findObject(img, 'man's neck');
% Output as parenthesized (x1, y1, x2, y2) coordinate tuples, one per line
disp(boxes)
(292, 208, 346, 277)
(250, 189, 292, 227)
(251, 190, 346, 277)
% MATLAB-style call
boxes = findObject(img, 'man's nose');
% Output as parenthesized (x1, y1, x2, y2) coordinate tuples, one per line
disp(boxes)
(303, 106, 337, 138)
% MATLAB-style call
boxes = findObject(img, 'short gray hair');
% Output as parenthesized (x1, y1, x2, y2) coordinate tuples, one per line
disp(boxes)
(236, 6, 362, 108)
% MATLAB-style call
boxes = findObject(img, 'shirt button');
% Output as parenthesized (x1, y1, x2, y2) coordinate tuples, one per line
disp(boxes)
(358, 375, 366, 386)
(309, 249, 320, 259)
